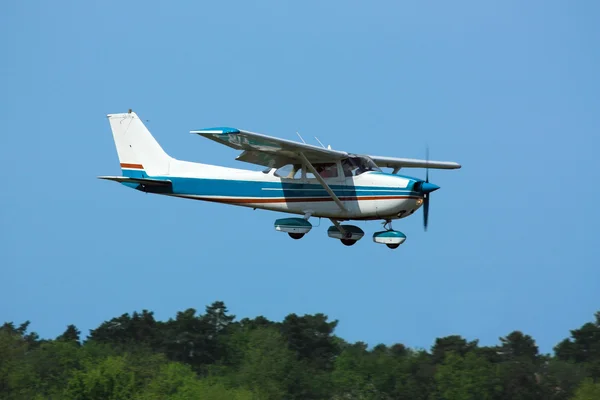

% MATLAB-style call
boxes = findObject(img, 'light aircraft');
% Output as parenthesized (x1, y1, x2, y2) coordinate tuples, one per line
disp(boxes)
(99, 110, 461, 249)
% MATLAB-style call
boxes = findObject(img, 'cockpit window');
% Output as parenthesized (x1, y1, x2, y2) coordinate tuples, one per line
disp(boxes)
(274, 164, 303, 179)
(341, 156, 381, 176)
(306, 163, 339, 179)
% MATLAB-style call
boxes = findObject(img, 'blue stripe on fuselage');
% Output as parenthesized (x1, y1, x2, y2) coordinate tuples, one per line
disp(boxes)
(122, 169, 147, 179)
(120, 170, 420, 199)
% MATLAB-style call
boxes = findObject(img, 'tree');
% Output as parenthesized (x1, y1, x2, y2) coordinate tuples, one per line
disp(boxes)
(331, 342, 371, 398)
(499, 331, 539, 363)
(434, 351, 501, 400)
(64, 355, 138, 400)
(280, 313, 339, 370)
(238, 316, 273, 330)
(2, 305, 600, 400)
(536, 358, 587, 400)
(396, 350, 436, 400)
(0, 323, 38, 399)
(87, 310, 162, 351)
(137, 362, 199, 400)
(431, 335, 478, 364)
(57, 324, 81, 344)
(390, 343, 408, 358)
(571, 378, 600, 400)
(555, 313, 600, 379)
(162, 308, 212, 369)
(204, 301, 236, 335)
(236, 327, 295, 399)
(202, 301, 236, 365)
(497, 357, 542, 400)
(25, 340, 81, 397)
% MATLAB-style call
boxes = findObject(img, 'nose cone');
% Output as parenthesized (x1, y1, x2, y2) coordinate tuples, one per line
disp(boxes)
(420, 182, 440, 194)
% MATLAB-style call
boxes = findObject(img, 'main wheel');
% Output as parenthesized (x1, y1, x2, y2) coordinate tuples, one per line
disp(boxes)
(288, 232, 305, 240)
(341, 239, 357, 246)
(386, 243, 400, 249)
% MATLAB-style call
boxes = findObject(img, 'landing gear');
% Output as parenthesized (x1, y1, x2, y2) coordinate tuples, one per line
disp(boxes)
(274, 218, 312, 240)
(328, 221, 365, 246)
(373, 220, 407, 250)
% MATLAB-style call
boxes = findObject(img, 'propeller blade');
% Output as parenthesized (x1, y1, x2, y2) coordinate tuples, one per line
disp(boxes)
(423, 193, 429, 231)
(425, 145, 429, 183)
(424, 145, 430, 231)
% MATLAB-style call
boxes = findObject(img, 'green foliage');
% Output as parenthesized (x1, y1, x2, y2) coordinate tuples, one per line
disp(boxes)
(64, 355, 138, 400)
(434, 351, 501, 400)
(280, 313, 339, 370)
(571, 378, 600, 400)
(1, 303, 599, 400)
(499, 331, 539, 362)
(57, 324, 81, 344)
(137, 362, 255, 400)
(235, 326, 294, 399)
(431, 335, 478, 364)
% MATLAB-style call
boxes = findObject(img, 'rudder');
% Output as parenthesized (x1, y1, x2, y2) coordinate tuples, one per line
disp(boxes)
(107, 110, 172, 178)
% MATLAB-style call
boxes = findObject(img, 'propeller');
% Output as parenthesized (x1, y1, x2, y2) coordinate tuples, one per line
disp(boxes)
(424, 146, 429, 231)
(411, 146, 439, 231)
(420, 146, 440, 231)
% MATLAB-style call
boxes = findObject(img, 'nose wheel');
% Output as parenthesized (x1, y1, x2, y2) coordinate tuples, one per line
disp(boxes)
(373, 220, 407, 250)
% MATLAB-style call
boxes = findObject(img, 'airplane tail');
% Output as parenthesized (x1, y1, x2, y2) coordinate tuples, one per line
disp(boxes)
(106, 110, 172, 178)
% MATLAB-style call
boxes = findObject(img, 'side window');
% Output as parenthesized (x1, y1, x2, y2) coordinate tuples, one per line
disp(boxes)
(342, 157, 380, 176)
(306, 163, 339, 179)
(341, 159, 355, 177)
(274, 164, 303, 179)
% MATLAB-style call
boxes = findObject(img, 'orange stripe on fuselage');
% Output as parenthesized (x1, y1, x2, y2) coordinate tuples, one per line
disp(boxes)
(191, 195, 420, 205)
(120, 163, 144, 169)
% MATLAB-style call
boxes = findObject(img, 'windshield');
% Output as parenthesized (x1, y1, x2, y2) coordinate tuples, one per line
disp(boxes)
(341, 156, 381, 176)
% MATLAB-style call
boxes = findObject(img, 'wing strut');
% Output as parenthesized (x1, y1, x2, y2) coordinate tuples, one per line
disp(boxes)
(298, 152, 347, 212)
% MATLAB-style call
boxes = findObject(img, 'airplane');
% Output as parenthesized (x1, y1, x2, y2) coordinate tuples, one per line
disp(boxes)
(99, 110, 461, 249)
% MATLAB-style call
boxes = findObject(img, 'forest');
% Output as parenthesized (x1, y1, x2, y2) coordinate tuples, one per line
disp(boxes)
(1, 301, 599, 400)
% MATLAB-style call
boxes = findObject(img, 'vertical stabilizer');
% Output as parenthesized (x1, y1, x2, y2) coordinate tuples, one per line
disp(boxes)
(107, 110, 172, 177)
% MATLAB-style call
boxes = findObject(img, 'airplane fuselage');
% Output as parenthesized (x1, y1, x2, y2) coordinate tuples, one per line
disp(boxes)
(120, 159, 424, 221)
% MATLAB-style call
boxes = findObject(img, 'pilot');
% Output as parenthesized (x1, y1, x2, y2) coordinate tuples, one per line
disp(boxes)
(287, 164, 301, 179)
(342, 161, 354, 177)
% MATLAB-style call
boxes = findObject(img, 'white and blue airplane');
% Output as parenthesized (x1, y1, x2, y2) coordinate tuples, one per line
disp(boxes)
(100, 110, 461, 249)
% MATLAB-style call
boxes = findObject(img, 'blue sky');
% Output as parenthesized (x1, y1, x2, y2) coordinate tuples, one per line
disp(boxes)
(1, 0, 599, 354)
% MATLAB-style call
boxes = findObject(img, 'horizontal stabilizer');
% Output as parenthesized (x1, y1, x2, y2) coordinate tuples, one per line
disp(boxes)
(98, 176, 172, 186)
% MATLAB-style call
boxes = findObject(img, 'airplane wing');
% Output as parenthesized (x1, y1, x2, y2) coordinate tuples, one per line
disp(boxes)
(191, 127, 461, 171)
(190, 127, 460, 213)
(190, 127, 348, 168)
(368, 156, 461, 170)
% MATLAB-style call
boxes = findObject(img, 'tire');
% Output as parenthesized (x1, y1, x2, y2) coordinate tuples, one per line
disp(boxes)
(386, 243, 400, 249)
(341, 239, 356, 246)
(288, 232, 305, 240)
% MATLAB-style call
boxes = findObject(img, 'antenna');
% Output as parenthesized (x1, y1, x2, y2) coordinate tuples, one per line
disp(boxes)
(314, 137, 326, 149)
(296, 131, 307, 144)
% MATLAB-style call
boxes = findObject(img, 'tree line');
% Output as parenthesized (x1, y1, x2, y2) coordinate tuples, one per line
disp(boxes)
(1, 301, 599, 399)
